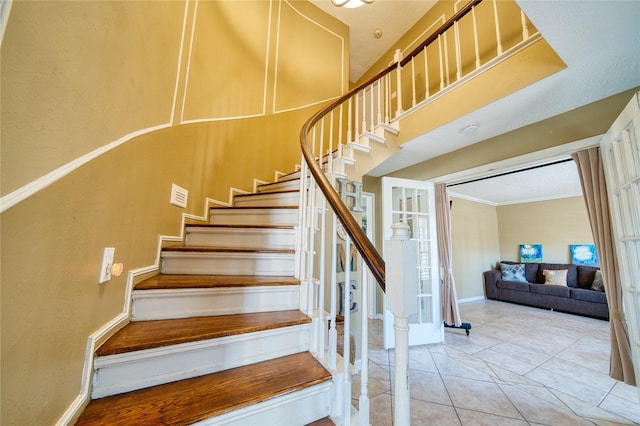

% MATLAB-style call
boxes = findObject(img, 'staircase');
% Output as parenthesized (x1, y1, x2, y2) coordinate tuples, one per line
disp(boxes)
(76, 171, 336, 425)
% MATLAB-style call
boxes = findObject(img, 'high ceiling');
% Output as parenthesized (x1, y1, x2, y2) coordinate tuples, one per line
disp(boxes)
(309, 0, 640, 204)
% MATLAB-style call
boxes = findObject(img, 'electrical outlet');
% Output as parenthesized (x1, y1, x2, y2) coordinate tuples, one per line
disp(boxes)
(99, 247, 115, 284)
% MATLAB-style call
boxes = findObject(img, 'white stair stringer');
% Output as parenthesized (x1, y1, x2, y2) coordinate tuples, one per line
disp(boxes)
(161, 250, 295, 276)
(132, 285, 300, 321)
(194, 381, 332, 426)
(233, 190, 299, 207)
(185, 225, 296, 250)
(209, 207, 298, 226)
(91, 324, 311, 399)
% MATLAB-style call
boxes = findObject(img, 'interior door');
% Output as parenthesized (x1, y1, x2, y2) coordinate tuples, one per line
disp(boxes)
(381, 177, 443, 349)
(600, 92, 640, 391)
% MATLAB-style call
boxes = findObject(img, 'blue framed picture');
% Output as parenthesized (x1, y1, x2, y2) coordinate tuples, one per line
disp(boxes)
(570, 244, 599, 265)
(520, 244, 543, 263)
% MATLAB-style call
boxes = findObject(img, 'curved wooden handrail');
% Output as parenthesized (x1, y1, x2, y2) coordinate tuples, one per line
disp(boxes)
(300, 0, 482, 292)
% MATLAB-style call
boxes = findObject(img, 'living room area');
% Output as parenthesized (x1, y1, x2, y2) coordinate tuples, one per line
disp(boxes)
(377, 152, 640, 424)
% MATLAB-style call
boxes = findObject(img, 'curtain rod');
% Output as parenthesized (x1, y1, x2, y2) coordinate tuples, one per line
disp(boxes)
(447, 158, 573, 187)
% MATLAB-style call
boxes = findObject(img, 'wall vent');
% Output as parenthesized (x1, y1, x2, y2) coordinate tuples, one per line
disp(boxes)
(170, 183, 188, 208)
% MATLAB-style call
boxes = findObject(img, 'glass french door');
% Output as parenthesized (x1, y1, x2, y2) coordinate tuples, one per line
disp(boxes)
(600, 92, 640, 392)
(381, 177, 443, 349)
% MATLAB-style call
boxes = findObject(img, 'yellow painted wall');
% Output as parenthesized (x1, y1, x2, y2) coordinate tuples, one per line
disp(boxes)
(0, 1, 347, 424)
(496, 196, 594, 263)
(450, 196, 500, 299)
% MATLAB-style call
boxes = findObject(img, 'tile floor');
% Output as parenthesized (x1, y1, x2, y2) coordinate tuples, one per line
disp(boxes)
(352, 299, 640, 425)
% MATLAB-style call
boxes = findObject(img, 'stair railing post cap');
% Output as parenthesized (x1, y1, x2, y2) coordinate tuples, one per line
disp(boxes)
(390, 222, 410, 240)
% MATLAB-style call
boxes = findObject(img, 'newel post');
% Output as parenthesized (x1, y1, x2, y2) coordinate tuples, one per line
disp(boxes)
(385, 223, 418, 425)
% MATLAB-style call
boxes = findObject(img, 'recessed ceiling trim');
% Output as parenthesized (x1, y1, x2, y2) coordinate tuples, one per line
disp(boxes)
(447, 158, 573, 187)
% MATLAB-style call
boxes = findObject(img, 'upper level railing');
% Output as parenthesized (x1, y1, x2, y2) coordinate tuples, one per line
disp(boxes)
(299, 0, 489, 291)
(297, 0, 539, 423)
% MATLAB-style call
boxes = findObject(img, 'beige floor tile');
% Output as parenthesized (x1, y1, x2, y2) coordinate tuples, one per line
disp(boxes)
(608, 381, 640, 404)
(488, 340, 554, 366)
(474, 347, 537, 376)
(528, 357, 617, 404)
(408, 369, 452, 406)
(456, 408, 529, 426)
(409, 400, 460, 426)
(432, 352, 495, 382)
(408, 346, 439, 373)
(442, 375, 524, 420)
(547, 387, 635, 425)
(499, 382, 592, 425)
(368, 393, 393, 426)
(598, 393, 640, 424)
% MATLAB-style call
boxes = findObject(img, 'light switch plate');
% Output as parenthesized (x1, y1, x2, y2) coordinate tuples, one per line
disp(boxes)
(99, 247, 115, 284)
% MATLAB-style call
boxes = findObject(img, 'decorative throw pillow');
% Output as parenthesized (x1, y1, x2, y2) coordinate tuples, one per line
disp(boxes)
(591, 270, 605, 292)
(543, 269, 568, 286)
(500, 263, 527, 283)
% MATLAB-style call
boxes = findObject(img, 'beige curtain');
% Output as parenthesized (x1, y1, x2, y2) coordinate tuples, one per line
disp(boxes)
(435, 183, 461, 327)
(572, 148, 636, 386)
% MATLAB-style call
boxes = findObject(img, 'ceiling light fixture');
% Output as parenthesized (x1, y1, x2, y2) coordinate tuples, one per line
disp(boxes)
(331, 0, 374, 8)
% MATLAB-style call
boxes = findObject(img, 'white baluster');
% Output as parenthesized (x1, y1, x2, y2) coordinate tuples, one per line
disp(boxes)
(438, 35, 444, 91)
(359, 260, 369, 426)
(361, 88, 367, 134)
(423, 46, 430, 99)
(306, 179, 316, 319)
(385, 74, 390, 123)
(347, 96, 353, 144)
(411, 58, 417, 108)
(369, 84, 375, 133)
(472, 5, 481, 69)
(329, 213, 338, 371)
(338, 103, 344, 148)
(376, 80, 382, 126)
(318, 196, 327, 358)
(444, 32, 450, 86)
(394, 49, 403, 116)
(521, 10, 529, 40)
(493, 0, 503, 55)
(355, 91, 360, 138)
(342, 234, 352, 426)
(298, 159, 309, 282)
(454, 20, 462, 80)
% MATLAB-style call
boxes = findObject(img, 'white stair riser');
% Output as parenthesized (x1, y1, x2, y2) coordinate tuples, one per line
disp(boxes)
(185, 227, 295, 250)
(91, 325, 310, 399)
(194, 382, 331, 426)
(234, 191, 299, 207)
(132, 286, 300, 321)
(209, 208, 298, 226)
(161, 252, 295, 276)
(258, 179, 302, 193)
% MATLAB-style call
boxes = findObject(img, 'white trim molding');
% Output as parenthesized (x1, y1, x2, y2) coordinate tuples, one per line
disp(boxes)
(0, 124, 171, 214)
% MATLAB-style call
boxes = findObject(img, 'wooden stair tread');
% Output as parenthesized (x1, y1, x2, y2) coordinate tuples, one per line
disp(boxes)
(307, 417, 336, 426)
(185, 223, 294, 229)
(258, 179, 300, 188)
(135, 274, 300, 290)
(209, 205, 298, 210)
(162, 246, 294, 254)
(97, 310, 310, 356)
(77, 352, 331, 425)
(235, 189, 299, 197)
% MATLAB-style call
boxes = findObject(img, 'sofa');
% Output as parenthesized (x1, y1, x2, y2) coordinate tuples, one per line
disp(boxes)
(483, 261, 609, 320)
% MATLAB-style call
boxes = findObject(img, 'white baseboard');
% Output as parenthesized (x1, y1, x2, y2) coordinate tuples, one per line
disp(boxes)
(458, 296, 486, 304)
